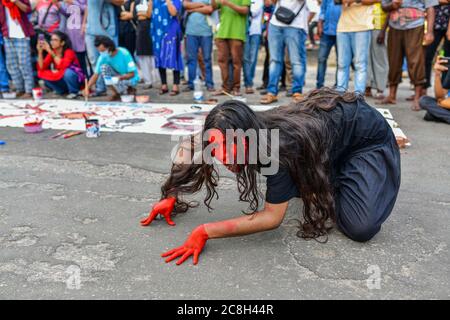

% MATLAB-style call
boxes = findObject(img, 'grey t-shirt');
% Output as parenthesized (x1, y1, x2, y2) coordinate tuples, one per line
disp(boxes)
(381, 0, 439, 30)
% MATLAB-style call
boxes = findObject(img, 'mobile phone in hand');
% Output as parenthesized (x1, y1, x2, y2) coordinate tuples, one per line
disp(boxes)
(38, 34, 45, 42)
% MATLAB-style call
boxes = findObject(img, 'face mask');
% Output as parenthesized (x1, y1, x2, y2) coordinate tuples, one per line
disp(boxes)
(100, 51, 110, 58)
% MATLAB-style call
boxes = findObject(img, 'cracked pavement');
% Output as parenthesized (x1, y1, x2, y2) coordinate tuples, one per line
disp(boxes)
(0, 65, 449, 299)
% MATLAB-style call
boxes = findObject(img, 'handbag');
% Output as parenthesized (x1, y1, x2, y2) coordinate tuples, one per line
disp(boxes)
(275, 0, 305, 25)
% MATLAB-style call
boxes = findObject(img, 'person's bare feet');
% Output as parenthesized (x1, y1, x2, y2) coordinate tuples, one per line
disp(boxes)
(377, 97, 396, 105)
(411, 100, 421, 111)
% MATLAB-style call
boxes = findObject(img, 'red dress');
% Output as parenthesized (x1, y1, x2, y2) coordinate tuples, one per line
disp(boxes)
(37, 49, 81, 82)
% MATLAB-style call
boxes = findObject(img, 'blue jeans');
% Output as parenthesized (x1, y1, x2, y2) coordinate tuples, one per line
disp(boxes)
(85, 34, 106, 93)
(243, 34, 261, 88)
(267, 24, 307, 95)
(186, 35, 214, 89)
(0, 44, 9, 92)
(336, 31, 371, 93)
(316, 34, 337, 89)
(44, 69, 81, 95)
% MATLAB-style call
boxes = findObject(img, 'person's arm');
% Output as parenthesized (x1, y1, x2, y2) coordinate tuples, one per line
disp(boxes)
(10, 0, 32, 13)
(317, 0, 328, 37)
(343, 0, 381, 6)
(120, 1, 135, 20)
(106, 0, 125, 6)
(166, 0, 179, 16)
(82, 5, 88, 34)
(205, 201, 288, 239)
(118, 71, 135, 80)
(84, 73, 100, 95)
(423, 6, 435, 46)
(161, 201, 289, 265)
(188, 5, 214, 14)
(433, 57, 448, 102)
(183, 0, 207, 9)
(382, 0, 402, 12)
(219, 0, 250, 15)
(376, 12, 389, 44)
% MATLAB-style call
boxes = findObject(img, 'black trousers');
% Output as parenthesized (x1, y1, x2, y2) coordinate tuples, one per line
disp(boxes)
(334, 133, 401, 242)
(419, 96, 450, 124)
(159, 68, 180, 85)
(425, 29, 450, 88)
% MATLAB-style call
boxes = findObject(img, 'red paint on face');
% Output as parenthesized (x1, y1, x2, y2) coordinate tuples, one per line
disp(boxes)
(207, 129, 248, 168)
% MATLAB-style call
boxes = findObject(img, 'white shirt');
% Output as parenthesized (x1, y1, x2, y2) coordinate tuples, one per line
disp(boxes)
(249, 0, 264, 35)
(5, 7, 26, 39)
(270, 0, 310, 31)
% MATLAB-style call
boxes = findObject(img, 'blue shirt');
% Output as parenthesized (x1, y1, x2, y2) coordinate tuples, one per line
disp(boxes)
(185, 0, 213, 37)
(86, 0, 118, 38)
(95, 47, 140, 84)
(319, 0, 341, 36)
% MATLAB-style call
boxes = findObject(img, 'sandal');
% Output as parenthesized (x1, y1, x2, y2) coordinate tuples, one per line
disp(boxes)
(169, 89, 180, 96)
(260, 94, 278, 105)
(292, 93, 304, 103)
(159, 86, 169, 95)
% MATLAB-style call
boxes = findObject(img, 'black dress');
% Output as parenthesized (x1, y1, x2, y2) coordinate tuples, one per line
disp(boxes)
(119, 0, 137, 56)
(264, 99, 401, 242)
(135, 0, 153, 56)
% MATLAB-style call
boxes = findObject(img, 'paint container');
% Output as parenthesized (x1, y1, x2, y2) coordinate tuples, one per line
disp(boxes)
(32, 87, 43, 101)
(85, 119, 100, 138)
(24, 120, 43, 133)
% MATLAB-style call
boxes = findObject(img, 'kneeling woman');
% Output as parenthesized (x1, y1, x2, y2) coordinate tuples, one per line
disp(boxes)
(141, 88, 401, 265)
(37, 31, 85, 99)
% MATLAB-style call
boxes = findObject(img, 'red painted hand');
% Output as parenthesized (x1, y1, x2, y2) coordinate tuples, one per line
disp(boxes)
(161, 225, 209, 265)
(140, 197, 176, 226)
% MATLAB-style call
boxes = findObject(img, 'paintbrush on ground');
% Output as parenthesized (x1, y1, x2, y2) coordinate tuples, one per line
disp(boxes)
(50, 130, 70, 139)
(63, 131, 82, 139)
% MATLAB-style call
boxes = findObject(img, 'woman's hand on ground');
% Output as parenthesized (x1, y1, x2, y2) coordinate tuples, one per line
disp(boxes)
(161, 225, 209, 265)
(140, 197, 177, 226)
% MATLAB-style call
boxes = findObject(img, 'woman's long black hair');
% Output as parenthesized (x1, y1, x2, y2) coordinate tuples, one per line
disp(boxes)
(51, 30, 72, 55)
(161, 88, 360, 239)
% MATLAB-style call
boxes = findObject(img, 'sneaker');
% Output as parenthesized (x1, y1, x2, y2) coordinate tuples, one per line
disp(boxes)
(66, 93, 79, 99)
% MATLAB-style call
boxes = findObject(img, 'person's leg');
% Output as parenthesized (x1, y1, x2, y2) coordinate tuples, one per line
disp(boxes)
(266, 24, 285, 96)
(216, 39, 231, 93)
(100, 64, 127, 96)
(371, 29, 388, 95)
(137, 56, 152, 85)
(284, 48, 292, 91)
(404, 26, 426, 110)
(336, 32, 352, 92)
(186, 35, 199, 90)
(85, 34, 106, 93)
(17, 38, 34, 94)
(159, 67, 168, 92)
(173, 70, 180, 85)
(316, 34, 334, 89)
(243, 34, 252, 88)
(4, 38, 24, 93)
(335, 135, 401, 242)
(76, 51, 88, 78)
(382, 27, 404, 104)
(352, 30, 370, 94)
(419, 95, 450, 123)
(261, 38, 269, 89)
(285, 27, 307, 94)
(44, 78, 68, 95)
(0, 44, 9, 92)
(248, 35, 261, 89)
(230, 39, 244, 93)
(424, 29, 444, 90)
(200, 36, 214, 90)
(62, 68, 82, 94)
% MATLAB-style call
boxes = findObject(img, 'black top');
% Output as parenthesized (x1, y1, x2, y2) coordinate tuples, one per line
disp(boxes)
(264, 99, 392, 204)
